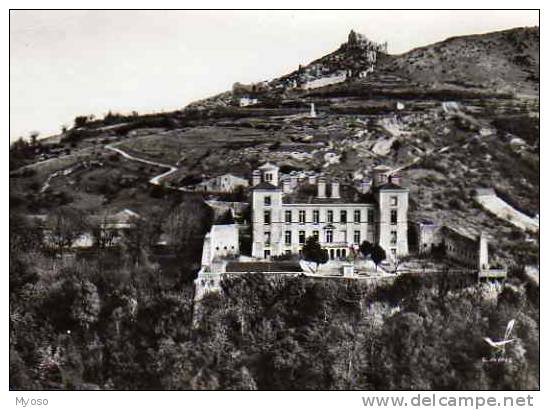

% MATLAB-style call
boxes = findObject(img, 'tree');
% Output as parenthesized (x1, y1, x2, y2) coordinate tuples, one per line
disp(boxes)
(359, 240, 373, 258)
(370, 244, 386, 270)
(121, 217, 152, 268)
(46, 206, 88, 254)
(162, 198, 212, 254)
(74, 116, 88, 128)
(90, 217, 117, 250)
(302, 236, 328, 273)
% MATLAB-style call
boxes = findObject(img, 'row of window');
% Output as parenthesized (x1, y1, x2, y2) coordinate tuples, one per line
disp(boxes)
(266, 229, 367, 246)
(263, 209, 377, 224)
(265, 230, 398, 246)
(264, 195, 399, 207)
(263, 209, 398, 225)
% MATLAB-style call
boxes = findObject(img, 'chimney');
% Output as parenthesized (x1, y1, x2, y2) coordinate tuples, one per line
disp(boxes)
(331, 181, 340, 199)
(283, 179, 291, 193)
(390, 174, 401, 186)
(372, 165, 390, 187)
(317, 177, 327, 198)
(252, 170, 261, 186)
(290, 175, 298, 189)
(360, 178, 372, 193)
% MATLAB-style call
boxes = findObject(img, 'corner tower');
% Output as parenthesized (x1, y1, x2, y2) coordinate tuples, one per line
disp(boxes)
(251, 180, 282, 259)
(375, 176, 409, 259)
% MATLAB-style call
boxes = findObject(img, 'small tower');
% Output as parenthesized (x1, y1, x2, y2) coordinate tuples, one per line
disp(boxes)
(258, 162, 279, 186)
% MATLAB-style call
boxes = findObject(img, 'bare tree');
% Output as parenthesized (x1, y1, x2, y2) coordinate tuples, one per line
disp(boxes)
(46, 207, 88, 254)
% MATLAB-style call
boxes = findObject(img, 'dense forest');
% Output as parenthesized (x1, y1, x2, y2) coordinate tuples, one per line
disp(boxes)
(10, 207, 539, 389)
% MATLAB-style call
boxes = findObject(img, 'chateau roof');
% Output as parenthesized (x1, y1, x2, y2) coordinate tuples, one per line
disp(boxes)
(282, 183, 376, 204)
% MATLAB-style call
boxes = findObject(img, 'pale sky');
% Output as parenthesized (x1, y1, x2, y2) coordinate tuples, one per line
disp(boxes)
(10, 10, 539, 142)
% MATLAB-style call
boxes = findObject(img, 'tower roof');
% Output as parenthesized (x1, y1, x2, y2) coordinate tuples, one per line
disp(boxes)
(258, 162, 279, 171)
(252, 181, 280, 191)
(375, 182, 408, 191)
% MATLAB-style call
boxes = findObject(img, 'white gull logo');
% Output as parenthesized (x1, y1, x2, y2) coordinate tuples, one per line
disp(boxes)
(483, 319, 516, 356)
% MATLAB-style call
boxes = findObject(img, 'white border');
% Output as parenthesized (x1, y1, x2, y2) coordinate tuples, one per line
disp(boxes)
(3, 3, 544, 409)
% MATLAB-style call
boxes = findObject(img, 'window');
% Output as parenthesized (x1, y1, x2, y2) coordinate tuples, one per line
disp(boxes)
(390, 196, 398, 206)
(313, 230, 319, 240)
(285, 230, 292, 245)
(354, 209, 361, 223)
(264, 210, 271, 225)
(265, 231, 271, 245)
(367, 209, 374, 224)
(341, 249, 346, 258)
(340, 210, 347, 223)
(299, 210, 306, 223)
(299, 231, 306, 244)
(326, 230, 333, 243)
(327, 210, 334, 223)
(285, 210, 292, 223)
(313, 210, 320, 223)
(265, 173, 273, 182)
(390, 209, 397, 225)
(264, 249, 271, 258)
(390, 230, 397, 245)
(264, 196, 271, 206)
(285, 249, 291, 255)
(354, 230, 361, 244)
(391, 248, 396, 257)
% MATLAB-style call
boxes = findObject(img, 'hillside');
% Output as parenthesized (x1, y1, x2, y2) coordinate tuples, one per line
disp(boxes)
(10, 26, 540, 267)
(381, 27, 539, 96)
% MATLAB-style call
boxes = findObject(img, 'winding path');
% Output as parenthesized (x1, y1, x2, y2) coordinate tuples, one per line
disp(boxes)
(105, 143, 180, 187)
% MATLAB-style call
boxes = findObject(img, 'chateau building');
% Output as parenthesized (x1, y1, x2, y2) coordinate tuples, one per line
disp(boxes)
(251, 163, 409, 260)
